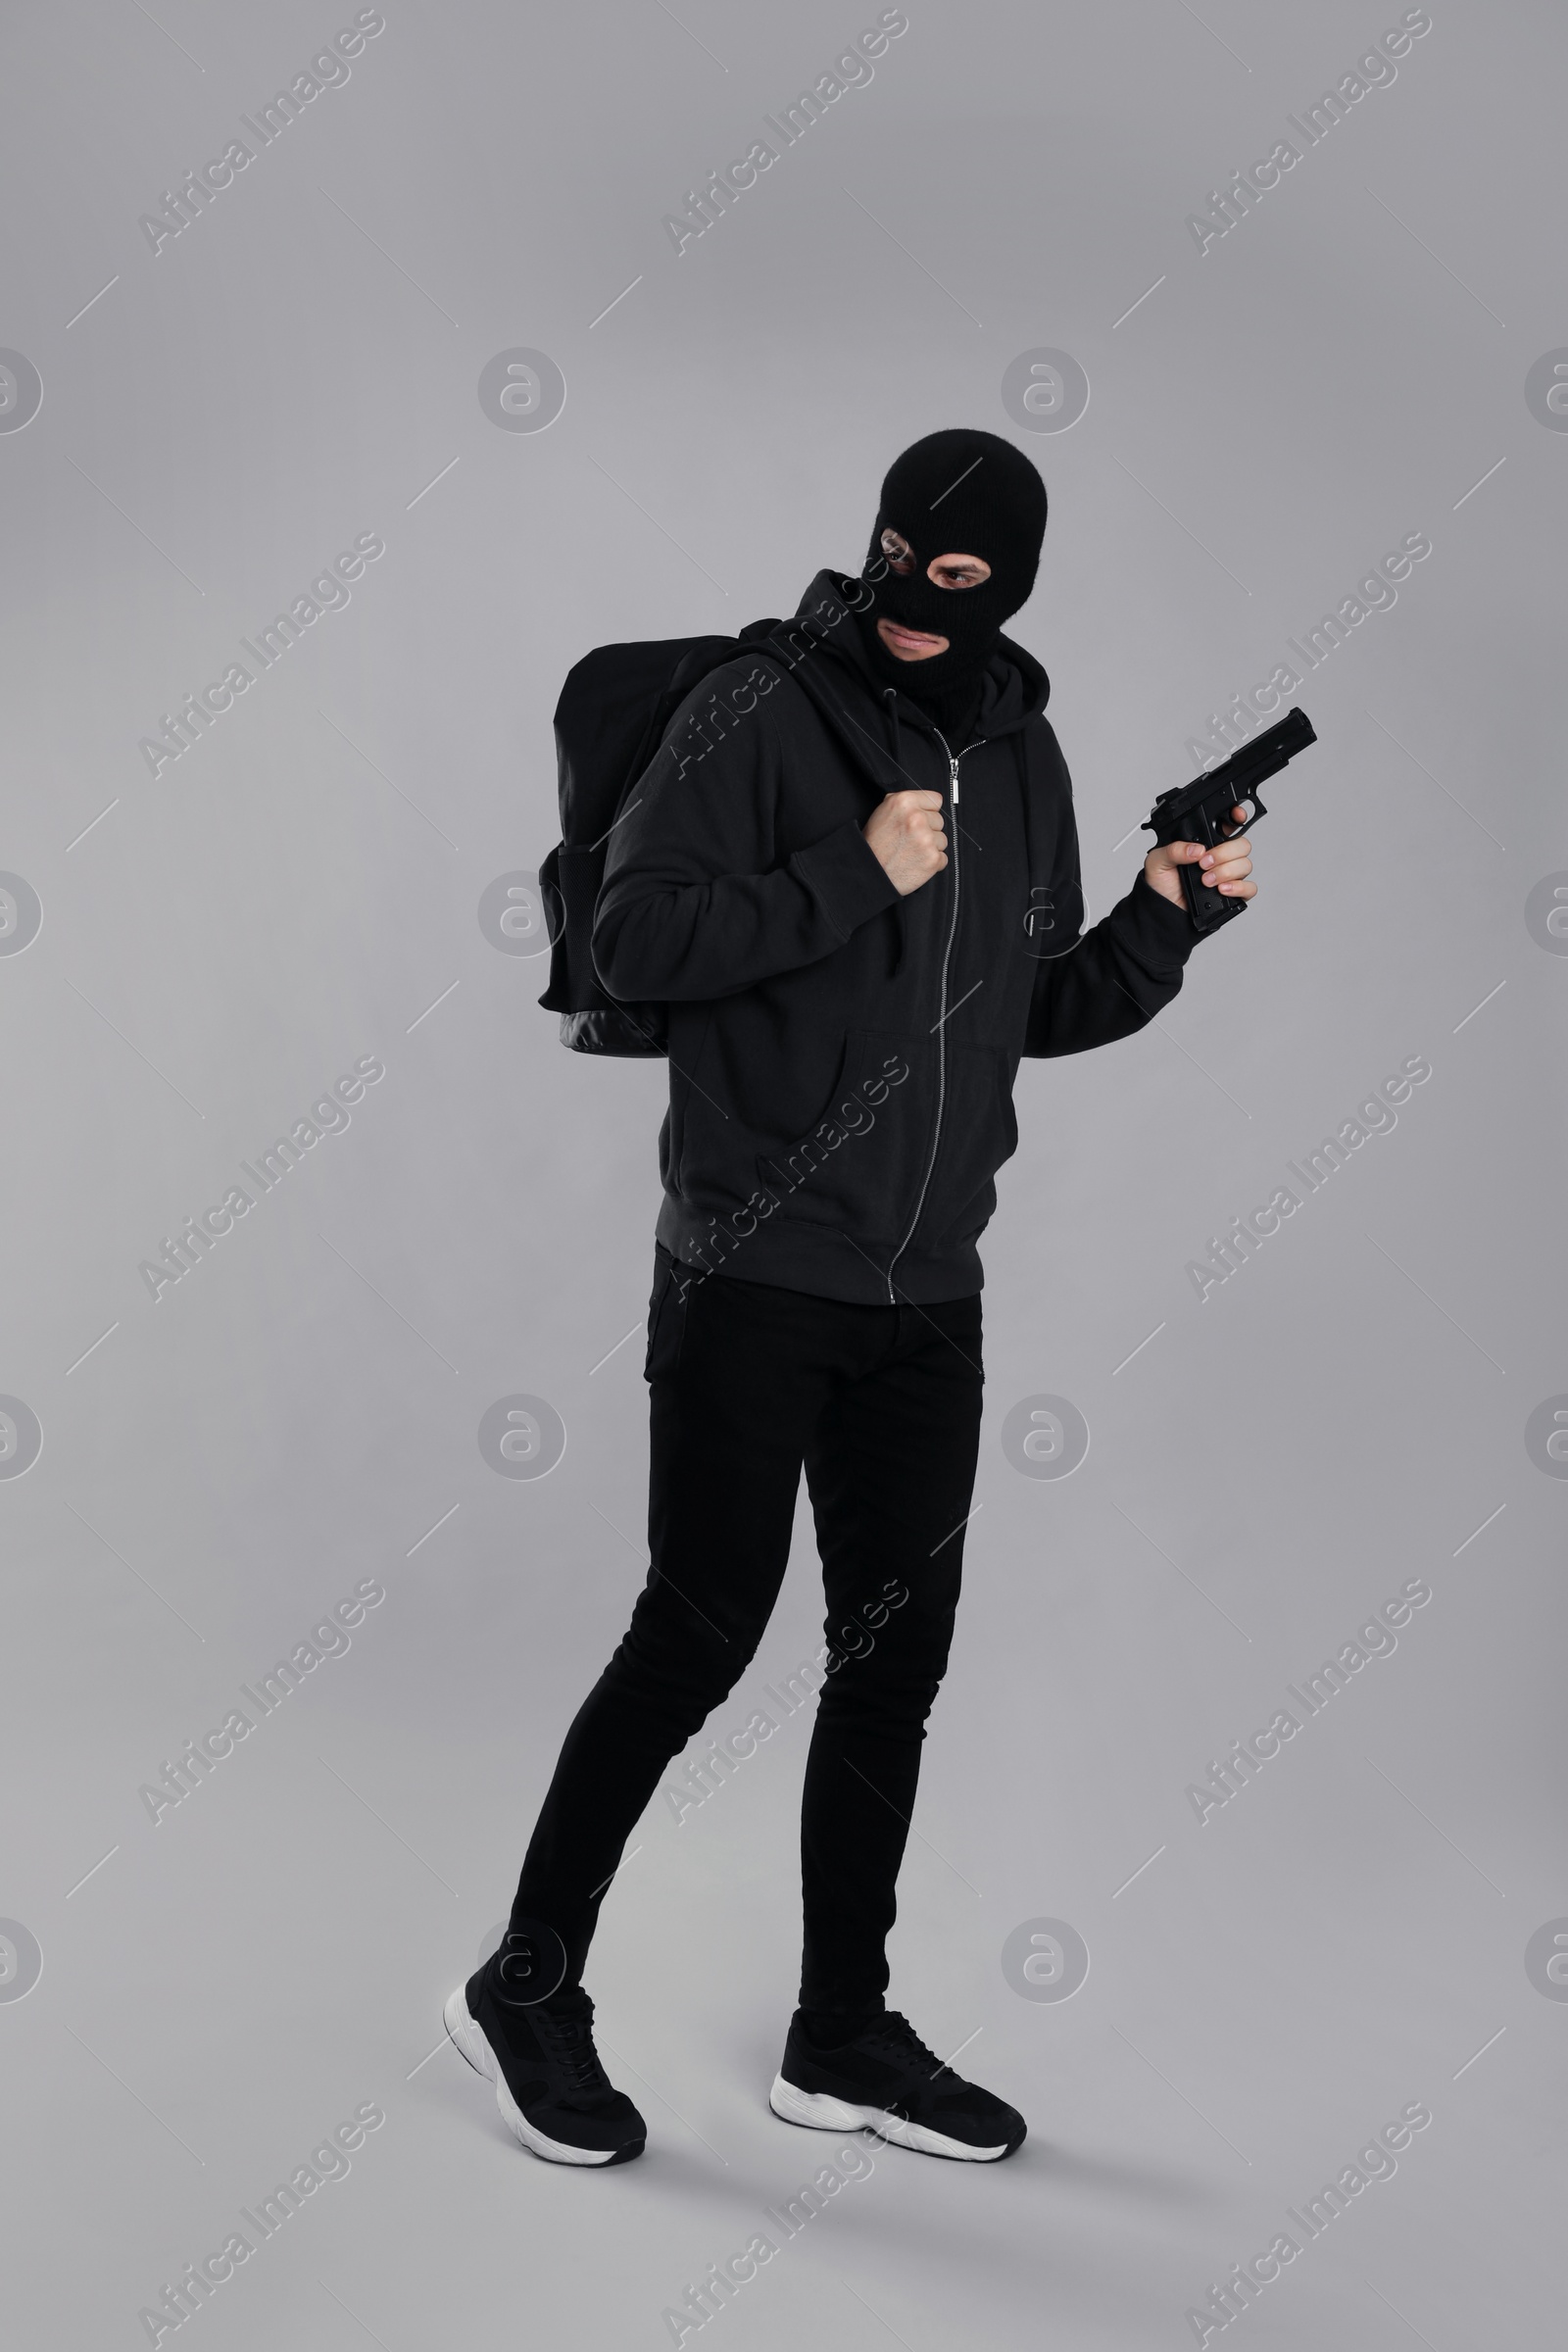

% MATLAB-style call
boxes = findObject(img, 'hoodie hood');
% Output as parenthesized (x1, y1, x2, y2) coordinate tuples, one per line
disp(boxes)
(762, 571, 1050, 782)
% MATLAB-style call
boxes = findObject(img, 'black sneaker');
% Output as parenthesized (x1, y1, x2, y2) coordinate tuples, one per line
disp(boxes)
(770, 2008, 1025, 2163)
(444, 1967, 646, 2166)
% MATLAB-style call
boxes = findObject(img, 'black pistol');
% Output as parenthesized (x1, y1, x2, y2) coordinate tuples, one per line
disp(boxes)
(1143, 706, 1318, 932)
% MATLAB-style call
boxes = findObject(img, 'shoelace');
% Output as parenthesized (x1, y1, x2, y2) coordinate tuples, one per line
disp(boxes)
(862, 2012, 947, 2081)
(537, 2006, 611, 2094)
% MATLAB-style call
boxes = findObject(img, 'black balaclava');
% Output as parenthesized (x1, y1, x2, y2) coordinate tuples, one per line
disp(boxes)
(852, 427, 1048, 739)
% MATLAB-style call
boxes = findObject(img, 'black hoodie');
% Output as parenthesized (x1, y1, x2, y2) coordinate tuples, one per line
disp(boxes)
(593, 571, 1213, 1305)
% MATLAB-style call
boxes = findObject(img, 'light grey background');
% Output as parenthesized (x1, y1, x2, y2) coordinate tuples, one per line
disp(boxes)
(2, 0, 1564, 2344)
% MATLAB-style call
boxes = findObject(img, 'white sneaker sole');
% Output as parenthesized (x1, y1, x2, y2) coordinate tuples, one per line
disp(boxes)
(444, 1984, 625, 2167)
(768, 2070, 1013, 2162)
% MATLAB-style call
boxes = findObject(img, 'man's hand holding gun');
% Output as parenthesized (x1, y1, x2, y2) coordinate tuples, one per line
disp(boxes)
(1140, 706, 1318, 930)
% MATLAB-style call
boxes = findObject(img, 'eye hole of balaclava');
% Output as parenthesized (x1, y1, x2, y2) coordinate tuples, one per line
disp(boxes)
(856, 427, 1048, 703)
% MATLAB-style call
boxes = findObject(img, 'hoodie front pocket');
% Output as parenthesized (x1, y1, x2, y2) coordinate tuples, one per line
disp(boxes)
(916, 1039, 1018, 1251)
(755, 1028, 930, 1245)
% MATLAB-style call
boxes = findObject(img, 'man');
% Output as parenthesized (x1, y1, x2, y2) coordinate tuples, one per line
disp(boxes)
(446, 428, 1256, 2167)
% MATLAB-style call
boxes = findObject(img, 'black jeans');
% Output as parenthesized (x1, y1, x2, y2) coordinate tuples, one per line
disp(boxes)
(510, 1245, 985, 2016)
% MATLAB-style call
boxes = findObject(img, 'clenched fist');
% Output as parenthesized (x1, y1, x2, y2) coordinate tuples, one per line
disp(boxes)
(863, 790, 948, 897)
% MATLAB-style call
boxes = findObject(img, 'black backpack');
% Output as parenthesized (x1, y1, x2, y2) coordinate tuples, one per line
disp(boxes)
(537, 618, 783, 1054)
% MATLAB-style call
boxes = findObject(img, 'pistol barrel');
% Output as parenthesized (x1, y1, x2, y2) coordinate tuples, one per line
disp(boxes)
(1149, 706, 1317, 830)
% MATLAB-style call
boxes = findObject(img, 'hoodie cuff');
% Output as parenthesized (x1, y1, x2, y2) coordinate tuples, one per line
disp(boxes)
(1110, 868, 1208, 972)
(792, 817, 902, 941)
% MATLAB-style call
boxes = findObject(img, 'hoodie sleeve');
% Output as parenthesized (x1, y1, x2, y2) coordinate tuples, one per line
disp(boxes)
(593, 666, 900, 1003)
(1022, 777, 1206, 1059)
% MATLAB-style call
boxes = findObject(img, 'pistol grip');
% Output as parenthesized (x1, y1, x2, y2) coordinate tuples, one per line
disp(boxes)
(1170, 816, 1250, 930)
(1181, 858, 1247, 929)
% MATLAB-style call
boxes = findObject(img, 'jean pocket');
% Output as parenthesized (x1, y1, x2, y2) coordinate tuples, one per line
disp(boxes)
(643, 1250, 687, 1384)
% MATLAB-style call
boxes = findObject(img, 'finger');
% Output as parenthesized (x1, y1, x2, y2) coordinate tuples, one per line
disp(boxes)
(1204, 847, 1252, 878)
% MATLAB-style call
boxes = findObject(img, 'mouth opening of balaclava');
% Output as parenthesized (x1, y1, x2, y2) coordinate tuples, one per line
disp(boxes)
(852, 427, 1048, 734)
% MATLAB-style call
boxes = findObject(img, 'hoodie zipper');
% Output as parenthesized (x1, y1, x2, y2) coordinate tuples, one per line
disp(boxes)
(885, 726, 978, 1303)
